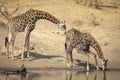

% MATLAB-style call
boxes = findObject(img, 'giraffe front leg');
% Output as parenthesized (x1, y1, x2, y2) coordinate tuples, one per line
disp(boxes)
(69, 51, 76, 67)
(22, 32, 31, 60)
(26, 32, 30, 58)
(21, 46, 25, 60)
(101, 59, 108, 71)
(67, 45, 74, 67)
(82, 52, 90, 71)
(86, 60, 89, 71)
(66, 53, 71, 68)
(66, 51, 73, 67)
(90, 52, 99, 70)
(86, 54, 90, 71)
(65, 43, 71, 67)
(21, 34, 27, 60)
(94, 55, 99, 70)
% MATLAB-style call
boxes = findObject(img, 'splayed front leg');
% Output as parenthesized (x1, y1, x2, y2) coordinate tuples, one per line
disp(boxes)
(90, 52, 99, 70)
(66, 44, 75, 68)
(86, 53, 90, 71)
(67, 62, 73, 68)
(86, 61, 90, 71)
(67, 61, 77, 68)
(66, 52, 74, 67)
(101, 59, 108, 71)
(66, 55, 77, 68)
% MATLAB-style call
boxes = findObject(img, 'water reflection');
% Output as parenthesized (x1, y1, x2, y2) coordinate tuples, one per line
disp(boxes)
(65, 70, 107, 80)
(66, 70, 108, 80)
(65, 71, 73, 80)
(0, 69, 120, 80)
(86, 71, 106, 80)
(0, 72, 32, 80)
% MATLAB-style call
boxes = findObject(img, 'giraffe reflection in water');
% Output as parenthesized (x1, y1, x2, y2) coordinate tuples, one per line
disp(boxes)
(65, 71, 106, 80)
(0, 73, 32, 80)
(2, 70, 120, 80)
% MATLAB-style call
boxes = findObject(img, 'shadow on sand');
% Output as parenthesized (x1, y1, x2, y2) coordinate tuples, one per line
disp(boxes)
(75, 59, 96, 70)
(101, 5, 119, 9)
(17, 51, 65, 61)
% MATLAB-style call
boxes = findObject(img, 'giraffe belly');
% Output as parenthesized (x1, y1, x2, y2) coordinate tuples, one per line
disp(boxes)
(75, 44, 90, 53)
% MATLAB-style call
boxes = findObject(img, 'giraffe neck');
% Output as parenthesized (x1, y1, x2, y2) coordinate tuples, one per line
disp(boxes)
(26, 9, 61, 25)
(90, 38, 105, 60)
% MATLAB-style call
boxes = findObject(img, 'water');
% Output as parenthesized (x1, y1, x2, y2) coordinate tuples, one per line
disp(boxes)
(0, 69, 120, 80)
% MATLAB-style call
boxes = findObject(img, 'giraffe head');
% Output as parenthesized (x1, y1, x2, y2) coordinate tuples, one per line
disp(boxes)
(58, 21, 66, 34)
(102, 59, 108, 70)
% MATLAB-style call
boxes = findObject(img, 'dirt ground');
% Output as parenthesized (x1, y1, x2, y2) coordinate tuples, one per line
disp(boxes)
(0, 0, 120, 70)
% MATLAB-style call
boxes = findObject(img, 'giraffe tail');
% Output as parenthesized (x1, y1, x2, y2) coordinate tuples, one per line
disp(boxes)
(65, 43, 67, 52)
(5, 37, 8, 48)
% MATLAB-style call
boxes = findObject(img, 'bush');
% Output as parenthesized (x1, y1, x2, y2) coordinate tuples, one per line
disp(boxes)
(74, 0, 103, 9)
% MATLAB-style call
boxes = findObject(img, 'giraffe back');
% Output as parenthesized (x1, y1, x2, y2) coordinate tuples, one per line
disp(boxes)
(66, 28, 104, 59)
(7, 9, 63, 33)
(66, 28, 91, 52)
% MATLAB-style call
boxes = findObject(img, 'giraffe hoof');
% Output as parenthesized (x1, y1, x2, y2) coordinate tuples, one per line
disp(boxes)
(27, 55, 30, 58)
(96, 67, 99, 71)
(71, 63, 77, 67)
(11, 57, 15, 60)
(86, 67, 90, 71)
(67, 63, 73, 68)
(86, 69, 90, 71)
(7, 56, 10, 59)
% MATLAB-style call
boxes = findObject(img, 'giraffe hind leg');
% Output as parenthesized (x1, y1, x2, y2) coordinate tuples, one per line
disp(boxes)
(7, 32, 16, 60)
(22, 34, 27, 60)
(67, 45, 74, 67)
(81, 52, 90, 71)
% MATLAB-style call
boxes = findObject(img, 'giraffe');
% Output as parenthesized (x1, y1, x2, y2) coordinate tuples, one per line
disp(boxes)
(5, 9, 66, 60)
(65, 28, 108, 71)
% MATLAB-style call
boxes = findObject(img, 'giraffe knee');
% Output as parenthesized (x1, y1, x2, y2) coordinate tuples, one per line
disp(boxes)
(67, 46, 73, 53)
